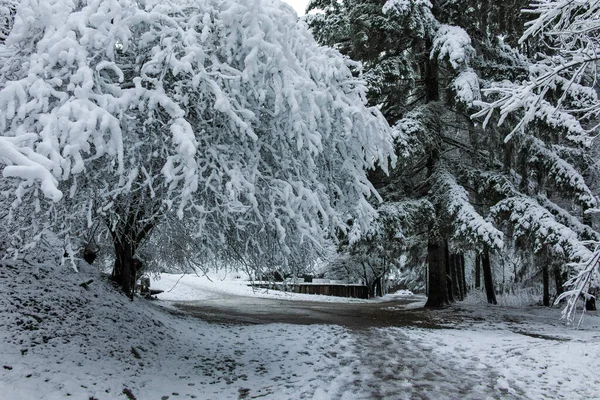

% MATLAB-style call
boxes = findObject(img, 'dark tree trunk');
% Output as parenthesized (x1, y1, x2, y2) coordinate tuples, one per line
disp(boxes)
(109, 202, 156, 297)
(553, 263, 567, 305)
(481, 249, 497, 304)
(460, 253, 467, 296)
(111, 235, 137, 298)
(498, 3, 506, 36)
(425, 39, 439, 102)
(553, 265, 565, 296)
(582, 205, 594, 312)
(477, 0, 490, 41)
(375, 276, 383, 297)
(425, 235, 449, 307)
(450, 253, 461, 301)
(455, 254, 465, 301)
(586, 296, 596, 311)
(475, 253, 481, 289)
(542, 263, 550, 306)
(422, 35, 444, 308)
(370, 279, 382, 298)
(446, 245, 455, 303)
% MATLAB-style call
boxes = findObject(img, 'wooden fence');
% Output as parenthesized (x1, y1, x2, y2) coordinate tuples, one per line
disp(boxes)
(293, 284, 368, 299)
(249, 282, 369, 299)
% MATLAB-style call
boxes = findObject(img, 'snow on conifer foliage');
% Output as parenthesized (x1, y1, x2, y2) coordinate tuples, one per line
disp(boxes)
(307, 0, 600, 312)
(430, 169, 503, 251)
(474, 0, 600, 139)
(469, 0, 600, 320)
(430, 25, 474, 71)
(540, 197, 600, 242)
(0, 0, 394, 285)
(490, 196, 591, 262)
(452, 69, 481, 104)
(524, 136, 597, 209)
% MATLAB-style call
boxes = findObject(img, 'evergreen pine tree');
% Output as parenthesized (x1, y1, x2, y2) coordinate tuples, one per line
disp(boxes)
(307, 0, 598, 306)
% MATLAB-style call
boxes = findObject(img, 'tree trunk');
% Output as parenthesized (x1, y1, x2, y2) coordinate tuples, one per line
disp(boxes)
(478, 0, 490, 41)
(542, 263, 550, 307)
(422, 39, 443, 307)
(112, 237, 136, 298)
(109, 206, 155, 297)
(583, 205, 593, 229)
(583, 205, 594, 300)
(481, 248, 497, 304)
(451, 253, 461, 301)
(455, 254, 464, 301)
(460, 253, 467, 296)
(425, 235, 449, 307)
(424, 37, 439, 102)
(586, 295, 596, 311)
(446, 246, 455, 303)
(553, 263, 567, 304)
(475, 253, 481, 289)
(375, 276, 383, 297)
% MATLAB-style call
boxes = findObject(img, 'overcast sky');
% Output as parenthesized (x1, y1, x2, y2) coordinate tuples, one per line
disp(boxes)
(283, 0, 310, 16)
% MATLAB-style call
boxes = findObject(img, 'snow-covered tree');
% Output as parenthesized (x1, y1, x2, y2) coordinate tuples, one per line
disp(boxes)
(0, 0, 394, 295)
(475, 0, 600, 140)
(474, 0, 600, 319)
(307, 0, 513, 305)
(308, 0, 599, 308)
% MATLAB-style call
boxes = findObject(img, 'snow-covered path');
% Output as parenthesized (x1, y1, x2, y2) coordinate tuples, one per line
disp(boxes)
(326, 326, 599, 400)
(1, 265, 599, 399)
(166, 301, 600, 399)
(154, 273, 600, 399)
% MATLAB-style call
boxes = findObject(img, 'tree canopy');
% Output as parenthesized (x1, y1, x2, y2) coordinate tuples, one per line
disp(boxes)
(0, 0, 394, 293)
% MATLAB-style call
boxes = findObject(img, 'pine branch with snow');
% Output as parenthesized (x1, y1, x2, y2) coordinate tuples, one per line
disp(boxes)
(539, 196, 600, 242)
(522, 136, 597, 208)
(556, 243, 600, 324)
(473, 0, 600, 140)
(490, 196, 592, 262)
(430, 169, 504, 250)
(0, 0, 17, 43)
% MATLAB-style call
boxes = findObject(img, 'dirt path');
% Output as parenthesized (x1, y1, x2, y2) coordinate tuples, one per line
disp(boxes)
(171, 294, 453, 329)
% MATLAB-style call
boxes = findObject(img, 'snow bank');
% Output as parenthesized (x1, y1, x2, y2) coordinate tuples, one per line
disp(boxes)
(0, 260, 352, 399)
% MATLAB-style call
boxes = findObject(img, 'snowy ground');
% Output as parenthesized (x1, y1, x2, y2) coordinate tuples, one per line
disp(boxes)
(1, 262, 599, 400)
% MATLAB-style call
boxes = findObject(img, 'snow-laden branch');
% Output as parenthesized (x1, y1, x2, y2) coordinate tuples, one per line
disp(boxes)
(0, 0, 17, 42)
(0, 136, 62, 202)
(452, 68, 481, 105)
(473, 76, 597, 143)
(431, 169, 504, 250)
(348, 199, 433, 245)
(523, 136, 598, 208)
(556, 243, 600, 324)
(540, 196, 600, 242)
(382, 0, 436, 31)
(490, 196, 592, 262)
(473, 0, 600, 141)
(430, 24, 474, 70)
(0, 0, 396, 267)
